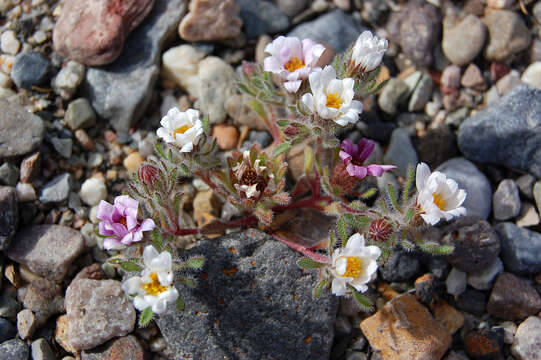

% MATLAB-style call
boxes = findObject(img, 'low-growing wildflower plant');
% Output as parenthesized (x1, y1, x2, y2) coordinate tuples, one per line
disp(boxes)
(99, 31, 467, 325)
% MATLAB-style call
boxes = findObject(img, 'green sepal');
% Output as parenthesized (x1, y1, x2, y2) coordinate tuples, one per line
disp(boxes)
(202, 114, 210, 133)
(138, 307, 154, 328)
(349, 285, 374, 312)
(297, 257, 325, 270)
(313, 277, 331, 299)
(178, 277, 196, 288)
(176, 298, 185, 312)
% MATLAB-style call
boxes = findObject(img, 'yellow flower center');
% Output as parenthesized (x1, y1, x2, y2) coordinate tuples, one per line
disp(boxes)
(284, 56, 305, 72)
(341, 256, 363, 278)
(326, 92, 342, 109)
(173, 125, 192, 139)
(432, 193, 446, 210)
(141, 273, 168, 296)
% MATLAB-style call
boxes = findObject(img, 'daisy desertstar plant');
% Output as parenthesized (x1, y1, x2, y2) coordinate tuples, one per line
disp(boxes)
(99, 30, 468, 323)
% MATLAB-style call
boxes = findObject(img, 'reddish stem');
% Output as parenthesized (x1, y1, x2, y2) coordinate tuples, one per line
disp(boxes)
(273, 234, 330, 264)
(265, 104, 283, 145)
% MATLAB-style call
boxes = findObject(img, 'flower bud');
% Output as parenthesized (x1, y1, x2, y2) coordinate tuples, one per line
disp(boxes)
(138, 163, 159, 187)
(368, 218, 393, 242)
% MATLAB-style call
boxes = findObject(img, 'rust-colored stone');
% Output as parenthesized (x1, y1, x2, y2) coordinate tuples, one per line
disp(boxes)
(360, 294, 452, 360)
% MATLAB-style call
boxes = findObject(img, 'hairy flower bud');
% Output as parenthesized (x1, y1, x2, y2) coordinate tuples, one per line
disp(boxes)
(331, 162, 359, 194)
(368, 218, 393, 242)
(139, 163, 159, 187)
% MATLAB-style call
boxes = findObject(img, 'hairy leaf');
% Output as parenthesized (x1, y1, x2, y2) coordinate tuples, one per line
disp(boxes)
(179, 277, 196, 288)
(248, 99, 267, 120)
(176, 298, 185, 312)
(182, 256, 205, 270)
(350, 287, 374, 312)
(152, 229, 163, 252)
(139, 307, 154, 328)
(403, 165, 415, 203)
(336, 217, 349, 246)
(313, 277, 331, 299)
(120, 262, 142, 272)
(297, 257, 325, 269)
(387, 184, 401, 212)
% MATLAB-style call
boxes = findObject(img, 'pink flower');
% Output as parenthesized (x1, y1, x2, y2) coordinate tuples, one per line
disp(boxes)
(97, 195, 155, 250)
(263, 36, 325, 93)
(339, 138, 396, 178)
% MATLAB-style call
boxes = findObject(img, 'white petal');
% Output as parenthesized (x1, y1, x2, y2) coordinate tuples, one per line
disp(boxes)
(158, 271, 174, 286)
(151, 251, 172, 272)
(346, 233, 365, 250)
(180, 141, 194, 153)
(152, 298, 168, 315)
(122, 277, 143, 295)
(335, 257, 348, 276)
(284, 80, 302, 93)
(416, 163, 431, 192)
(160, 287, 179, 302)
(301, 93, 315, 111)
(143, 245, 159, 266)
(331, 278, 347, 296)
(133, 296, 150, 311)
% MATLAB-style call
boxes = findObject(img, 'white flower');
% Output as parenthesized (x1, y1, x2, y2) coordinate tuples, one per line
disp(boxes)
(156, 107, 204, 152)
(351, 31, 388, 73)
(330, 233, 381, 296)
(122, 245, 179, 315)
(415, 162, 467, 226)
(301, 66, 363, 126)
(264, 36, 325, 93)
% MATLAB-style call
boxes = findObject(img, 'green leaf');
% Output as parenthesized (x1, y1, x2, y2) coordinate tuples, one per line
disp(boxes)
(336, 217, 349, 246)
(182, 256, 205, 270)
(350, 287, 374, 312)
(403, 165, 415, 203)
(202, 114, 210, 133)
(313, 277, 331, 299)
(359, 188, 378, 199)
(387, 184, 401, 212)
(152, 229, 163, 252)
(139, 307, 154, 327)
(273, 142, 291, 157)
(179, 277, 196, 288)
(176, 298, 185, 312)
(404, 208, 415, 222)
(237, 83, 256, 97)
(154, 141, 166, 159)
(120, 262, 143, 272)
(276, 119, 289, 127)
(297, 257, 325, 270)
(343, 214, 370, 230)
(328, 231, 337, 255)
(418, 242, 455, 255)
(248, 99, 267, 120)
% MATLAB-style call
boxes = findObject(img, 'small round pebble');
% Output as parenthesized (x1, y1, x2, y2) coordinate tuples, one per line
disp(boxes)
(123, 152, 144, 172)
(1, 30, 20, 55)
(79, 178, 107, 206)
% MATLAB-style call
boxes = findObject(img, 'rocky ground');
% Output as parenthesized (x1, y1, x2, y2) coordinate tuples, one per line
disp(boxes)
(1, 0, 541, 359)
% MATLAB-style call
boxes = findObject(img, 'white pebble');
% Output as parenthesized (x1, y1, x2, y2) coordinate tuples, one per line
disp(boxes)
(79, 178, 107, 206)
(521, 62, 541, 90)
(15, 182, 36, 202)
(1, 30, 20, 55)
(162, 45, 205, 97)
(51, 60, 85, 100)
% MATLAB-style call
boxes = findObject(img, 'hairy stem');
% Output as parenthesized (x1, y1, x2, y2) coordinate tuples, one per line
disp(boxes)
(273, 234, 330, 264)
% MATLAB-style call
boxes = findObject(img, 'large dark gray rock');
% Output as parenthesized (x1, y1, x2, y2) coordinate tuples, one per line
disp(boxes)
(156, 229, 338, 360)
(237, 0, 289, 37)
(84, 0, 188, 134)
(288, 9, 366, 53)
(379, 249, 421, 282)
(0, 339, 29, 360)
(495, 222, 541, 275)
(458, 85, 541, 177)
(436, 158, 492, 220)
(0, 187, 17, 250)
(0, 100, 44, 159)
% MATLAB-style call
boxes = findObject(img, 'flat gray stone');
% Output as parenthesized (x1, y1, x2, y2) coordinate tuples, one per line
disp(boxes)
(458, 85, 541, 177)
(493, 179, 521, 220)
(8, 225, 85, 282)
(39, 173, 71, 203)
(0, 99, 44, 159)
(436, 158, 492, 220)
(66, 279, 135, 351)
(289, 9, 365, 53)
(237, 0, 289, 37)
(30, 339, 55, 360)
(157, 229, 338, 360)
(0, 339, 29, 360)
(495, 222, 541, 275)
(383, 128, 418, 178)
(84, 0, 188, 134)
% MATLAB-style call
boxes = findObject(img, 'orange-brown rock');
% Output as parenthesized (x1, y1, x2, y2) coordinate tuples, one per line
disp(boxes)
(432, 299, 465, 334)
(360, 294, 452, 360)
